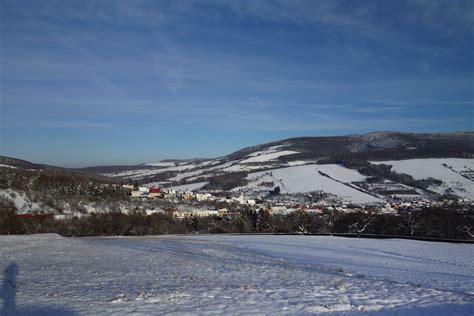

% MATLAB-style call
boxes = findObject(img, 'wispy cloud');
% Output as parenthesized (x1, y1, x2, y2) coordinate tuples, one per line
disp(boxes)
(1, 0, 472, 164)
(1, 119, 115, 129)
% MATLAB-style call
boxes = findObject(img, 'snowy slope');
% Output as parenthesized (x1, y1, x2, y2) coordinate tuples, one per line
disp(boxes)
(237, 164, 381, 204)
(96, 149, 473, 202)
(240, 150, 299, 163)
(102, 163, 198, 179)
(0, 234, 472, 315)
(165, 182, 209, 192)
(144, 161, 176, 167)
(0, 189, 42, 214)
(101, 145, 300, 183)
(195, 235, 474, 296)
(245, 145, 290, 157)
(167, 161, 234, 181)
(372, 158, 474, 199)
(0, 164, 17, 169)
(314, 164, 367, 183)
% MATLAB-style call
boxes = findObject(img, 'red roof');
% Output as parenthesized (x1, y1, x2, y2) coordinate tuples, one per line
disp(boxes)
(149, 188, 161, 193)
(16, 213, 54, 220)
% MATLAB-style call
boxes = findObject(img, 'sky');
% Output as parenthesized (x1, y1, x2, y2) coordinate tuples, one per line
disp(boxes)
(1, 0, 473, 167)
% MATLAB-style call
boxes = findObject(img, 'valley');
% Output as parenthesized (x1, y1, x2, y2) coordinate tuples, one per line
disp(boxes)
(1, 131, 473, 239)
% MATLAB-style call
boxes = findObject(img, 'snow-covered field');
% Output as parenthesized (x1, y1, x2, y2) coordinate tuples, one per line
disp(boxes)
(236, 165, 382, 204)
(1, 234, 472, 315)
(372, 158, 474, 199)
(102, 163, 199, 179)
(165, 181, 209, 192)
(240, 150, 299, 164)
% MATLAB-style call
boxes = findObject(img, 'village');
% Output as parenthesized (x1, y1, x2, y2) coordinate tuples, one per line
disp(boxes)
(123, 183, 472, 220)
(1, 161, 472, 238)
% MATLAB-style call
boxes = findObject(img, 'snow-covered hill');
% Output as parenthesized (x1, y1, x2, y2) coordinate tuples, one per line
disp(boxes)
(233, 164, 382, 204)
(2, 132, 473, 204)
(93, 131, 474, 181)
(98, 153, 474, 203)
(1, 234, 472, 315)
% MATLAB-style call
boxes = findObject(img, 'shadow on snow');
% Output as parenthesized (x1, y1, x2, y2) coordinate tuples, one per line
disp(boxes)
(1, 263, 77, 316)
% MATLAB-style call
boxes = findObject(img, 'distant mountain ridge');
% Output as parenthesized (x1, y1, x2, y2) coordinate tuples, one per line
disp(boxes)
(0, 156, 66, 171)
(2, 131, 473, 172)
(0, 156, 119, 183)
(226, 131, 474, 162)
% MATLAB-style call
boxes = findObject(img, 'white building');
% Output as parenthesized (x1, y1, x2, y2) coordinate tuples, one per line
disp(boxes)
(269, 206, 290, 215)
(196, 193, 213, 202)
(218, 208, 229, 215)
(247, 199, 257, 206)
(173, 209, 219, 218)
(194, 210, 219, 217)
(131, 190, 144, 198)
(164, 189, 177, 195)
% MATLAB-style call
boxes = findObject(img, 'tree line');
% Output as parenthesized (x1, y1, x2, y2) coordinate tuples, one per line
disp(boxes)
(1, 196, 472, 240)
(0, 168, 128, 199)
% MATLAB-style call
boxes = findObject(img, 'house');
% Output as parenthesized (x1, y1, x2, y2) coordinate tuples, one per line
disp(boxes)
(182, 193, 194, 201)
(148, 187, 162, 199)
(218, 197, 234, 204)
(173, 209, 220, 218)
(173, 210, 191, 218)
(122, 184, 134, 190)
(131, 190, 144, 198)
(196, 193, 213, 202)
(164, 193, 177, 200)
(247, 199, 257, 206)
(164, 189, 177, 195)
(138, 186, 149, 193)
(306, 208, 323, 214)
(195, 210, 219, 217)
(268, 206, 290, 215)
(234, 193, 247, 204)
(145, 208, 164, 215)
(218, 208, 229, 215)
(16, 213, 53, 220)
(53, 214, 72, 220)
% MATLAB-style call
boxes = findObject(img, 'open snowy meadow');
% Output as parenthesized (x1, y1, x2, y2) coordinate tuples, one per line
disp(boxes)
(1, 234, 473, 315)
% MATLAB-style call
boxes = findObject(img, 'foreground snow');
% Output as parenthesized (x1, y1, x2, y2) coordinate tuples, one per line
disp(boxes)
(0, 235, 473, 315)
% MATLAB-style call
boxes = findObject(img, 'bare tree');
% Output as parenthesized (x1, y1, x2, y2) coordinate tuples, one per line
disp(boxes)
(260, 212, 276, 233)
(0, 197, 23, 235)
(349, 213, 374, 238)
(401, 211, 420, 236)
(206, 217, 220, 233)
(320, 207, 339, 236)
(266, 222, 276, 233)
(293, 210, 310, 235)
(457, 225, 474, 238)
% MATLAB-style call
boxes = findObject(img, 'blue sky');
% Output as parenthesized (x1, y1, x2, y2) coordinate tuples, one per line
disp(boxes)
(1, 0, 473, 167)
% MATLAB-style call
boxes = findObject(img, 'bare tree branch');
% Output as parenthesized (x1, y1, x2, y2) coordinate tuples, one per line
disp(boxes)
(457, 225, 474, 238)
